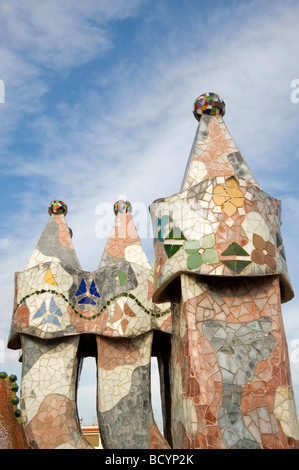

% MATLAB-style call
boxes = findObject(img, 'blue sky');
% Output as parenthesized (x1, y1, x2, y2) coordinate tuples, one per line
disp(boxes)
(1, 0, 299, 428)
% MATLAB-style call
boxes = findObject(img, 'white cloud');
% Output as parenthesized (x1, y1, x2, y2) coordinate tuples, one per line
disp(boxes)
(0, 0, 148, 70)
(0, 0, 149, 153)
(0, 238, 12, 249)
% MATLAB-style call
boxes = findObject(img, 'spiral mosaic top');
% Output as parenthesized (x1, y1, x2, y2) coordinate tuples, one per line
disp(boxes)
(114, 200, 132, 215)
(193, 92, 225, 121)
(48, 200, 68, 216)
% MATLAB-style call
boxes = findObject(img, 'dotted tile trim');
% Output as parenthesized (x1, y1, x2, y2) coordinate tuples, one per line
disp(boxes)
(0, 372, 22, 421)
(15, 289, 171, 320)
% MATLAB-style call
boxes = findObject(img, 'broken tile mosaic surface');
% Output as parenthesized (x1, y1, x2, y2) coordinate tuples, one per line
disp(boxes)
(7, 199, 171, 449)
(150, 93, 298, 449)
(5, 93, 298, 449)
(150, 94, 293, 304)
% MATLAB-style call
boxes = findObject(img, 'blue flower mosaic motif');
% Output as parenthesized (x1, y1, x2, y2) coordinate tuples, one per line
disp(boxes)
(33, 298, 62, 326)
(75, 278, 87, 296)
(75, 278, 100, 305)
(89, 280, 100, 298)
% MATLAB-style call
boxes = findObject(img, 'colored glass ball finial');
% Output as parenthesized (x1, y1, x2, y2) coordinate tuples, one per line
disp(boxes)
(193, 92, 225, 121)
(48, 200, 68, 216)
(114, 200, 132, 215)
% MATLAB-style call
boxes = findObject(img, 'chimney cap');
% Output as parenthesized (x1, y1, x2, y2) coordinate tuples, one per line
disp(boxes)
(193, 92, 225, 121)
(48, 200, 68, 216)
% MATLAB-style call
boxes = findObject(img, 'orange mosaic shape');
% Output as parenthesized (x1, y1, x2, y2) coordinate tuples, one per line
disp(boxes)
(213, 177, 245, 217)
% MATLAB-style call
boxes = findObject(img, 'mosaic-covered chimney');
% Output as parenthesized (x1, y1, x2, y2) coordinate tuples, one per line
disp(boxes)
(5, 93, 299, 449)
(7, 199, 171, 449)
(150, 92, 299, 449)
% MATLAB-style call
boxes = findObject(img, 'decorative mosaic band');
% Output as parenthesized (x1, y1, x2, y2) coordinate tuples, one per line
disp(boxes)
(150, 175, 293, 303)
(15, 289, 171, 321)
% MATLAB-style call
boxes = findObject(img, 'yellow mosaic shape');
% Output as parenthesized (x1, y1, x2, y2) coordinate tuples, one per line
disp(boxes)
(44, 269, 58, 286)
(213, 177, 244, 216)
